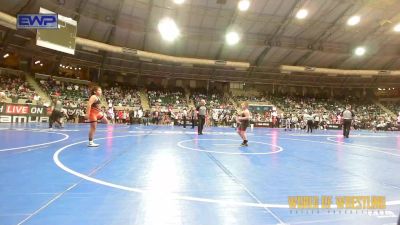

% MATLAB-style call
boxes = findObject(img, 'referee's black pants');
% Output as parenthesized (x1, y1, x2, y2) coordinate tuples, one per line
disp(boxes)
(49, 110, 60, 128)
(307, 120, 313, 133)
(343, 119, 352, 138)
(49, 112, 54, 128)
(198, 115, 205, 134)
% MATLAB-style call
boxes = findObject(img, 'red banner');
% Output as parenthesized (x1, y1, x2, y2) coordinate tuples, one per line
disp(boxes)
(5, 105, 29, 114)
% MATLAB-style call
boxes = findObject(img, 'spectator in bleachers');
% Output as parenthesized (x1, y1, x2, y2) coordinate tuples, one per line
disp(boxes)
(148, 86, 186, 110)
(103, 84, 141, 108)
(37, 77, 90, 107)
(0, 91, 6, 102)
(0, 73, 34, 101)
(397, 112, 400, 127)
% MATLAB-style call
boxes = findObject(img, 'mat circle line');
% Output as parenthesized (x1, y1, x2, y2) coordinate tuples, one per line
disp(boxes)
(0, 131, 69, 152)
(177, 138, 283, 155)
(53, 134, 400, 208)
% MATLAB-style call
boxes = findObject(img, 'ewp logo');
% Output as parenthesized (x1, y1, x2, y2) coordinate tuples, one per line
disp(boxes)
(17, 14, 58, 29)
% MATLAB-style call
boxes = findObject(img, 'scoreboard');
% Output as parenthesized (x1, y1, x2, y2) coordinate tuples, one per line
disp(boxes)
(36, 8, 77, 55)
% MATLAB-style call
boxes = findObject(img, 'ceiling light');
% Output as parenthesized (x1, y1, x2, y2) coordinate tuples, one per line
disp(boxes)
(158, 18, 180, 42)
(226, 31, 240, 46)
(40, 63, 43, 67)
(296, 9, 308, 20)
(173, 0, 185, 4)
(238, 0, 250, 12)
(3, 53, 9, 58)
(34, 60, 40, 64)
(394, 23, 400, 32)
(347, 15, 361, 26)
(354, 46, 366, 56)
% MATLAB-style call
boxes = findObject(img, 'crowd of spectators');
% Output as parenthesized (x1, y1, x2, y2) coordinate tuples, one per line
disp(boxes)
(3, 72, 400, 131)
(0, 73, 39, 104)
(38, 77, 90, 106)
(191, 88, 235, 110)
(147, 86, 187, 109)
(233, 95, 268, 103)
(265, 94, 398, 131)
(381, 101, 400, 115)
(103, 84, 141, 108)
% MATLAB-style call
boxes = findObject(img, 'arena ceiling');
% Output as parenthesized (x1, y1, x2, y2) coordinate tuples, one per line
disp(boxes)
(1, 0, 400, 88)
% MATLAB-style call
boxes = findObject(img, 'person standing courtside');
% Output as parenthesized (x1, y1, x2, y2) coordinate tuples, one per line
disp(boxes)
(306, 111, 314, 133)
(342, 105, 355, 138)
(190, 107, 196, 129)
(49, 97, 63, 129)
(196, 99, 207, 135)
(182, 108, 187, 128)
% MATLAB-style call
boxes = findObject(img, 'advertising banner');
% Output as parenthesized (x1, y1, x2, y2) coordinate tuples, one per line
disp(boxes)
(0, 103, 49, 123)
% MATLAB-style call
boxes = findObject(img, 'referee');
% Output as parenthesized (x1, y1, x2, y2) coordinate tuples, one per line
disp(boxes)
(341, 105, 355, 138)
(49, 98, 63, 129)
(305, 112, 314, 133)
(182, 107, 187, 128)
(196, 99, 207, 135)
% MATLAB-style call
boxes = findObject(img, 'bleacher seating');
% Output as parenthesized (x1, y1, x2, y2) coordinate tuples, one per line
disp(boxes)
(0, 73, 37, 103)
(267, 94, 393, 129)
(0, 70, 397, 129)
(381, 101, 400, 115)
(103, 84, 141, 108)
(147, 87, 187, 109)
(37, 77, 90, 106)
(233, 95, 268, 103)
(191, 88, 234, 110)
